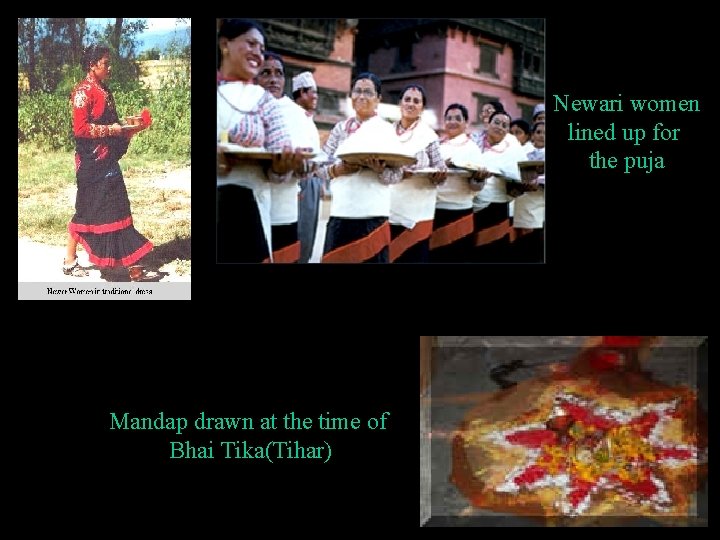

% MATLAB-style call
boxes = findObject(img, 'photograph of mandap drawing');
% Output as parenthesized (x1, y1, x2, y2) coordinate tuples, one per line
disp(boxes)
(420, 336, 708, 526)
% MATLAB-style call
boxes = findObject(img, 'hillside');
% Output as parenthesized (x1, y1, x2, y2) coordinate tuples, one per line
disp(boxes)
(137, 27, 190, 54)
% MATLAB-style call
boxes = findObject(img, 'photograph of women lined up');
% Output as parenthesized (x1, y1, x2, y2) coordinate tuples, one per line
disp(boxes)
(217, 18, 545, 264)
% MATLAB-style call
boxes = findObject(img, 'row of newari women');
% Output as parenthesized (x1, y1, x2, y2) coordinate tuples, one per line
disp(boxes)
(216, 19, 545, 264)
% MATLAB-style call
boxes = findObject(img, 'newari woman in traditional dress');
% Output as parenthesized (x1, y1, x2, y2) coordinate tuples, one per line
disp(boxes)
(256, 52, 317, 263)
(430, 104, 490, 263)
(216, 19, 302, 263)
(471, 111, 528, 263)
(510, 119, 534, 155)
(512, 121, 545, 262)
(316, 72, 403, 263)
(388, 84, 446, 263)
(469, 100, 505, 149)
(64, 44, 152, 281)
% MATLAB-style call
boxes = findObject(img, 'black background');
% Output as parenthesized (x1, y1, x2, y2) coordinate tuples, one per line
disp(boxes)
(22, 14, 711, 532)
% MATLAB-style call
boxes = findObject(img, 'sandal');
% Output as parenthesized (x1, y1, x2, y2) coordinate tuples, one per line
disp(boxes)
(62, 258, 89, 277)
(128, 265, 143, 281)
(129, 265, 162, 282)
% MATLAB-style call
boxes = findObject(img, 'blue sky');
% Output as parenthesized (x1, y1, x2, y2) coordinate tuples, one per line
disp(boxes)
(86, 18, 190, 52)
(87, 18, 190, 32)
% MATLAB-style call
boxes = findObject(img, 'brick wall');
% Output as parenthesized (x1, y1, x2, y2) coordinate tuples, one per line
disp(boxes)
(278, 25, 356, 142)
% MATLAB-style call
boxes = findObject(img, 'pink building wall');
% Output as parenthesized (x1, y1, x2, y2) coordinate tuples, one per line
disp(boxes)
(362, 25, 542, 132)
(442, 28, 529, 127)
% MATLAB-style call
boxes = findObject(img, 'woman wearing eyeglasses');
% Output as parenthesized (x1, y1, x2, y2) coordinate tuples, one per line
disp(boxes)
(388, 84, 447, 263)
(470, 100, 505, 149)
(316, 72, 403, 263)
(471, 110, 528, 262)
(430, 104, 491, 263)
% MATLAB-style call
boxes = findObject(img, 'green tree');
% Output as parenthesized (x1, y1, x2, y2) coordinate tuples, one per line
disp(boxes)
(18, 18, 39, 91)
(18, 18, 90, 93)
(18, 18, 148, 94)
(88, 19, 147, 90)
(138, 47, 161, 61)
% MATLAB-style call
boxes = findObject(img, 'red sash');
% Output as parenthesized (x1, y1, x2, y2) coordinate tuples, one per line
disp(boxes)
(322, 221, 390, 263)
(389, 220, 433, 262)
(429, 214, 474, 250)
(272, 241, 301, 264)
(474, 219, 512, 247)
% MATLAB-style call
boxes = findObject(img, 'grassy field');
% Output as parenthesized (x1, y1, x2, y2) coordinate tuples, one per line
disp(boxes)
(18, 142, 191, 274)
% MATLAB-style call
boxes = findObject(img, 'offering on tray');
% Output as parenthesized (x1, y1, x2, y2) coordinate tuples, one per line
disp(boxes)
(335, 116, 416, 167)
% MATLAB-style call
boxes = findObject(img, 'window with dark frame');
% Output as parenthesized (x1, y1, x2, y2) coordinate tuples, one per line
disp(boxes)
(284, 66, 305, 97)
(392, 41, 415, 73)
(317, 88, 345, 116)
(478, 44, 500, 78)
(518, 103, 535, 124)
(256, 19, 337, 60)
(523, 50, 544, 78)
(283, 64, 319, 98)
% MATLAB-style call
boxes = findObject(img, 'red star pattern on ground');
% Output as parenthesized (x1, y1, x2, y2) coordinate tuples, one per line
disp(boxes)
(484, 391, 702, 516)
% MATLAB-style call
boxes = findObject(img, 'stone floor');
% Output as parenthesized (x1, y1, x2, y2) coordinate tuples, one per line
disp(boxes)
(420, 337, 708, 527)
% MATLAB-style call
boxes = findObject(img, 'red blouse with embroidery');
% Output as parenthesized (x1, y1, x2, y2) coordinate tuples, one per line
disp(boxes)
(70, 74, 129, 170)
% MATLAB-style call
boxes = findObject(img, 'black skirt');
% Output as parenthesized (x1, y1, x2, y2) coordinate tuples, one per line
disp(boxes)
(217, 185, 269, 263)
(323, 216, 389, 263)
(69, 160, 152, 268)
